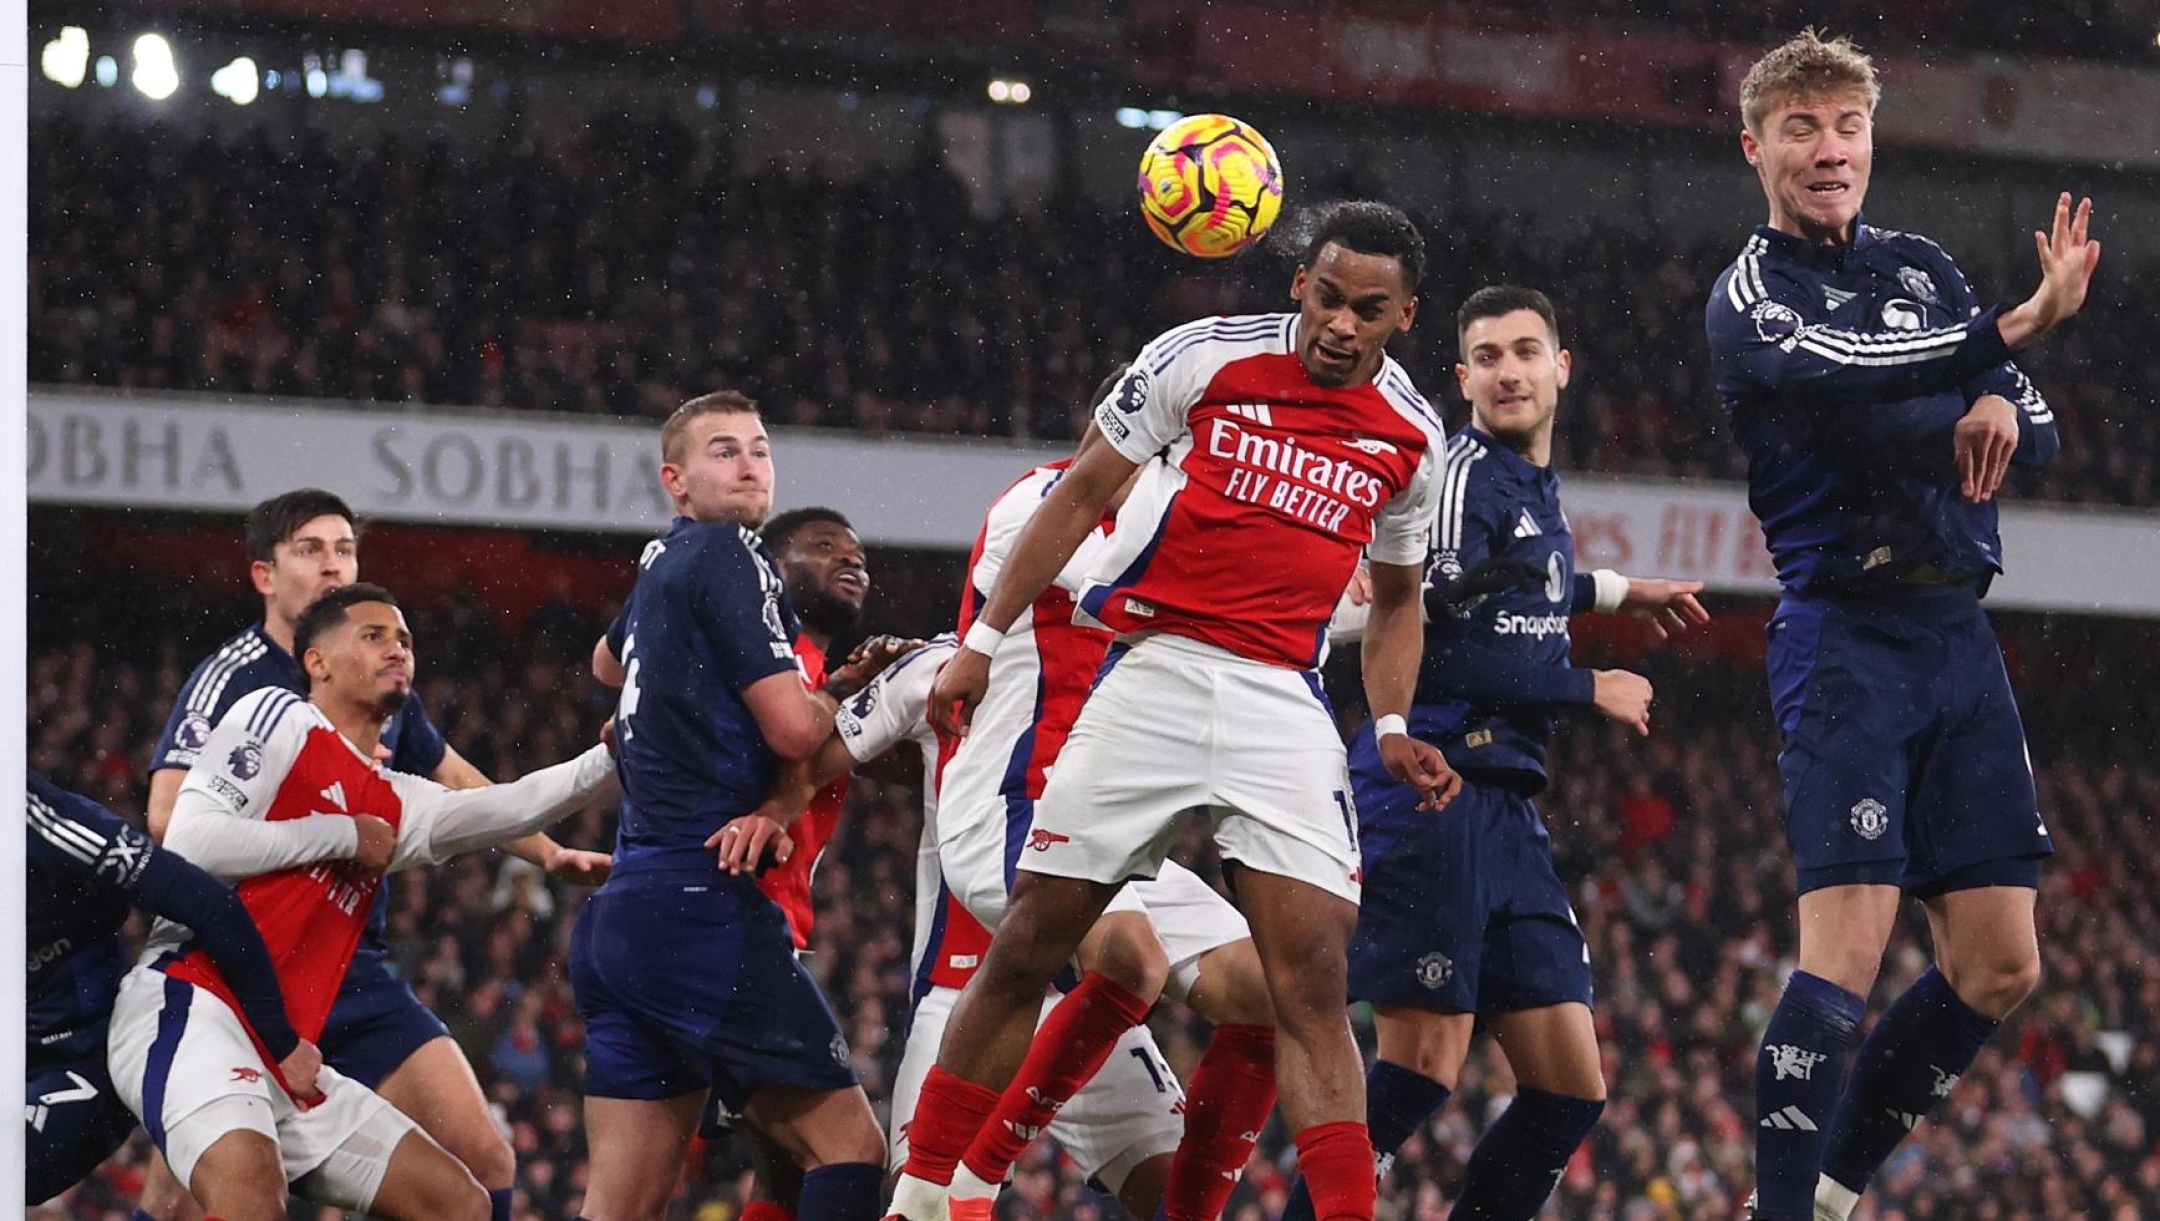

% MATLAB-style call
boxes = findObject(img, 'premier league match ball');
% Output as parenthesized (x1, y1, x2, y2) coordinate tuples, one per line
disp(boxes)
(1136, 113, 1285, 258)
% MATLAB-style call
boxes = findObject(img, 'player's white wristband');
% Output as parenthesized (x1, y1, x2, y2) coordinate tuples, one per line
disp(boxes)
(1373, 713, 1409, 740)
(1591, 568, 1631, 614)
(962, 620, 1006, 658)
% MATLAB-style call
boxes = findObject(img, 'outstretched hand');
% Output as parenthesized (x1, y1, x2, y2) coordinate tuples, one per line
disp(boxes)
(1619, 579, 1710, 640)
(2032, 192, 2100, 327)
(543, 846, 613, 887)
(2005, 193, 2100, 346)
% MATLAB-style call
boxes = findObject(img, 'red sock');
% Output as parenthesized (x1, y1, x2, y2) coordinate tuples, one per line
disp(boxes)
(901, 1066, 1003, 1186)
(1294, 1121, 1377, 1221)
(739, 1204, 795, 1221)
(1163, 1024, 1278, 1221)
(959, 972, 1154, 1183)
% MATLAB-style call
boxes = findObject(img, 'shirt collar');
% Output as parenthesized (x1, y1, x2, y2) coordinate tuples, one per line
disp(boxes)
(1753, 213, 1874, 272)
(1461, 424, 1557, 489)
(250, 621, 299, 668)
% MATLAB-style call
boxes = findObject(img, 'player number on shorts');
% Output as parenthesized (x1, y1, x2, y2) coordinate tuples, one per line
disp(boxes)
(617, 633, 642, 741)
(1129, 1046, 1172, 1094)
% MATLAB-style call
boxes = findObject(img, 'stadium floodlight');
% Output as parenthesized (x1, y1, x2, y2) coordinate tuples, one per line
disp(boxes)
(1147, 109, 1184, 130)
(1115, 107, 1149, 129)
(988, 77, 1033, 105)
(211, 57, 259, 105)
(41, 27, 90, 88)
(130, 33, 180, 100)
(987, 79, 1012, 103)
(1010, 82, 1032, 103)
(94, 55, 118, 88)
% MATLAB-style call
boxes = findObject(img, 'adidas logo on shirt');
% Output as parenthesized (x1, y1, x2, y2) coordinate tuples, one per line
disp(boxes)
(1823, 286, 1857, 310)
(319, 782, 347, 811)
(1514, 510, 1542, 538)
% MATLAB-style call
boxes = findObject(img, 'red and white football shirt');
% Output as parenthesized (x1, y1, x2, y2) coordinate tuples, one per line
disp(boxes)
(1081, 312, 1445, 669)
(830, 636, 987, 993)
(757, 635, 850, 949)
(151, 686, 614, 1069)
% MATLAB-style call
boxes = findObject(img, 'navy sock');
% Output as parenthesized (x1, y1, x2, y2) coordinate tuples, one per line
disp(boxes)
(1280, 1059, 1453, 1221)
(1754, 970, 1865, 1220)
(489, 1185, 514, 1221)
(1822, 967, 1999, 1196)
(130, 1213, 157, 1221)
(1451, 1087, 1605, 1220)
(798, 1161, 885, 1220)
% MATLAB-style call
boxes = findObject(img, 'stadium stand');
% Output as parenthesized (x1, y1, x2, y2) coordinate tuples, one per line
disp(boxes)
(1308, 0, 2157, 64)
(28, 113, 2160, 507)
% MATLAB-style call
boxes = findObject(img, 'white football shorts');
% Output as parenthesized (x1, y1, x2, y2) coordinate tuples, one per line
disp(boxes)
(1020, 632, 1362, 903)
(107, 967, 416, 1212)
(889, 986, 1183, 1190)
(940, 768, 1251, 999)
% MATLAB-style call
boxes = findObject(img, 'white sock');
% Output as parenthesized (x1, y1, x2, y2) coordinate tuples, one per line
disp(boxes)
(949, 1162, 1002, 1202)
(888, 1172, 951, 1220)
(1814, 1173, 1862, 1221)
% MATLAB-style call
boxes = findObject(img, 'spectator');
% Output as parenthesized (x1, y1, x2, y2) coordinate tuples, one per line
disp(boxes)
(29, 112, 2160, 509)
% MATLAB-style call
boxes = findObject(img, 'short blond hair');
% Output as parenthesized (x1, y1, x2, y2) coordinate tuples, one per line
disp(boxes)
(660, 390, 761, 464)
(1740, 29, 1880, 134)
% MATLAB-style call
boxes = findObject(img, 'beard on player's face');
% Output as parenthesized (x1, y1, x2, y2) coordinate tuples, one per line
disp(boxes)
(789, 575, 864, 639)
(1474, 387, 1558, 453)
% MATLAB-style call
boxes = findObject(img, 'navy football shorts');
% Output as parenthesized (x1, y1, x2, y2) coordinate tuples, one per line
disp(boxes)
(27, 1045, 138, 1204)
(1767, 586, 2050, 897)
(1345, 726, 1592, 1014)
(570, 874, 859, 1111)
(318, 955, 454, 1089)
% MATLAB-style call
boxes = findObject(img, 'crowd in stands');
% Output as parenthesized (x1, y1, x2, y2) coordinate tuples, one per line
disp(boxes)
(29, 112, 2160, 509)
(27, 552, 2160, 1219)
(1428, 0, 2155, 64)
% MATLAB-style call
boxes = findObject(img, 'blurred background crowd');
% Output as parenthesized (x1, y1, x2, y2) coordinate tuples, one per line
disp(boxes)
(28, 113, 2160, 508)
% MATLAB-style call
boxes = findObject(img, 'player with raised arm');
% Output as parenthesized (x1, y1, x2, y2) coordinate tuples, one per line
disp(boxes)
(137, 488, 608, 1221)
(1704, 31, 2097, 1221)
(27, 771, 320, 1204)
(106, 582, 619, 1221)
(571, 392, 889, 1221)
(740, 628, 1226, 1221)
(832, 433, 1278, 1221)
(1281, 286, 1708, 1220)
(905, 202, 1460, 1221)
